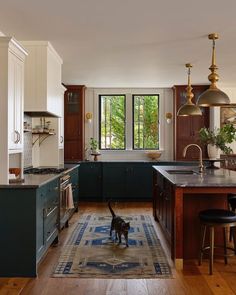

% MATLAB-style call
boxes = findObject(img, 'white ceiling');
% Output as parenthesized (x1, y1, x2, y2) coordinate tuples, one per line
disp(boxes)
(1, 0, 236, 88)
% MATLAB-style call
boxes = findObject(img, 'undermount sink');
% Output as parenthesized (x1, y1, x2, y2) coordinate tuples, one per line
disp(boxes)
(166, 169, 199, 175)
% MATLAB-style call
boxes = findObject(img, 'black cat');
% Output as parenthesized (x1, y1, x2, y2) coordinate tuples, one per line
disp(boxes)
(108, 200, 130, 247)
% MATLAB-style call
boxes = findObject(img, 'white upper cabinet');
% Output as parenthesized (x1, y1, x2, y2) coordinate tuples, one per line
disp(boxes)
(58, 85, 66, 149)
(20, 41, 63, 117)
(8, 52, 25, 151)
(0, 37, 27, 152)
(0, 37, 27, 183)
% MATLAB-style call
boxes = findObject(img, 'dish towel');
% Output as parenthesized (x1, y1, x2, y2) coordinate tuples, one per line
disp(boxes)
(66, 183, 74, 209)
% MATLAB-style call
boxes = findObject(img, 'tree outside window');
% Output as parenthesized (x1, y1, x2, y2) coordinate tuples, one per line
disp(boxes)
(133, 95, 159, 150)
(99, 95, 125, 150)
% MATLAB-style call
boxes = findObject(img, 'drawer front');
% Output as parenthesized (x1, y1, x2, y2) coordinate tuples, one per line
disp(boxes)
(45, 207, 58, 245)
(45, 178, 59, 209)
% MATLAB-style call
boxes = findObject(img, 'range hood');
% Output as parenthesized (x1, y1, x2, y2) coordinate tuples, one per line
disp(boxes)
(21, 41, 63, 118)
(24, 111, 60, 118)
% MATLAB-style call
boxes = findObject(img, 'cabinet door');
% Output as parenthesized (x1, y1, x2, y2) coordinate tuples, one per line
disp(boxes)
(64, 85, 85, 161)
(70, 168, 79, 207)
(8, 53, 24, 151)
(43, 179, 59, 247)
(36, 187, 46, 261)
(58, 117, 64, 149)
(58, 87, 64, 149)
(79, 163, 102, 201)
(126, 164, 153, 200)
(103, 164, 126, 200)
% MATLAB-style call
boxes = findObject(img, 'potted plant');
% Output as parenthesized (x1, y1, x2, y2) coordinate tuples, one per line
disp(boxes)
(89, 137, 99, 154)
(199, 123, 236, 158)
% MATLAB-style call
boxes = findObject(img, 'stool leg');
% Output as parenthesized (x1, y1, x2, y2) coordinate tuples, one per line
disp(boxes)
(199, 224, 206, 266)
(223, 227, 228, 264)
(209, 226, 214, 275)
(232, 226, 236, 255)
(230, 227, 233, 242)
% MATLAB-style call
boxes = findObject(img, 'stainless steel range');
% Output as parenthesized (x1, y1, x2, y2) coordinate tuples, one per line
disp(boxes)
(24, 167, 67, 174)
(59, 174, 74, 229)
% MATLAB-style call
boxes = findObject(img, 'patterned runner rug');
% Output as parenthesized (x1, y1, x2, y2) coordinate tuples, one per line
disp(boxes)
(52, 214, 172, 278)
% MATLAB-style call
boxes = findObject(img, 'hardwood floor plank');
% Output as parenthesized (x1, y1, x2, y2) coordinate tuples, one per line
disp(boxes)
(1, 201, 236, 295)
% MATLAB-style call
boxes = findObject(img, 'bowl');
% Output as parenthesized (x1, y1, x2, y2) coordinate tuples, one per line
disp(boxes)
(145, 151, 162, 161)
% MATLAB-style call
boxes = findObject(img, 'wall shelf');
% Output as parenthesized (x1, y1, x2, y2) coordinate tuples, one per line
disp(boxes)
(32, 132, 55, 146)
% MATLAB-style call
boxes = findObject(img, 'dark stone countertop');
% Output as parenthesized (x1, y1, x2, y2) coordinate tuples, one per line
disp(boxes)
(153, 165, 236, 187)
(0, 164, 80, 189)
(66, 160, 201, 165)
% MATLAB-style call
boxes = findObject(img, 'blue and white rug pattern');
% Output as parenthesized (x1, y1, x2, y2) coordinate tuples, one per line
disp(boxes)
(53, 214, 172, 278)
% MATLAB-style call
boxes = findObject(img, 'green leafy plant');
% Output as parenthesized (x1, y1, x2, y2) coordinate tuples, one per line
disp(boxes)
(199, 123, 236, 154)
(89, 137, 99, 152)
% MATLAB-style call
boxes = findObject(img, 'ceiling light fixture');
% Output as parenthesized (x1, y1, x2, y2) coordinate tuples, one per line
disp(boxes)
(197, 33, 230, 107)
(177, 63, 202, 116)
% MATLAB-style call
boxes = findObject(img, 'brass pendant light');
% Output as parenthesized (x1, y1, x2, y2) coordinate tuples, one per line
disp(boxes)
(197, 33, 230, 106)
(177, 63, 202, 116)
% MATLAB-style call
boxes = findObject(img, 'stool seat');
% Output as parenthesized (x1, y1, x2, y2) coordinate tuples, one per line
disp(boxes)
(199, 209, 236, 224)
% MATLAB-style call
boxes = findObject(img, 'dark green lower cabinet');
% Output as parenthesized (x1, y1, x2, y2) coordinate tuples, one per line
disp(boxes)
(70, 167, 79, 209)
(78, 161, 199, 202)
(102, 163, 153, 201)
(79, 162, 102, 201)
(103, 163, 126, 200)
(0, 177, 60, 277)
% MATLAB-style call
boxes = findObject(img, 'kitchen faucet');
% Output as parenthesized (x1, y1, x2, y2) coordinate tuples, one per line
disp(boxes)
(183, 144, 204, 173)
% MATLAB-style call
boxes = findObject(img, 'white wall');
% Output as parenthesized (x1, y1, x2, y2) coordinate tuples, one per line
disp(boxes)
(84, 87, 174, 161)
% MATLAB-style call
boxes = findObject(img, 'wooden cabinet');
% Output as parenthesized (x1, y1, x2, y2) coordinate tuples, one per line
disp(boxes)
(64, 85, 85, 161)
(79, 162, 102, 201)
(0, 177, 59, 277)
(173, 85, 210, 160)
(21, 41, 63, 117)
(152, 169, 173, 244)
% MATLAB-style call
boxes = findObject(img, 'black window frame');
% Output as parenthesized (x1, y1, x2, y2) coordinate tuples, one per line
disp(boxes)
(132, 94, 160, 150)
(99, 94, 126, 150)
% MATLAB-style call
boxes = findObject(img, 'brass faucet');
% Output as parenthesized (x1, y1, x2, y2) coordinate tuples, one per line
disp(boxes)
(183, 144, 204, 173)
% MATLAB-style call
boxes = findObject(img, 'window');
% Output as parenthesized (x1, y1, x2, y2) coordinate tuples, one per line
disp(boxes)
(133, 95, 159, 149)
(99, 95, 126, 149)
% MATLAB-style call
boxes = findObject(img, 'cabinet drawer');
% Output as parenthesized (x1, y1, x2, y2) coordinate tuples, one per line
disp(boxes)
(44, 205, 58, 220)
(45, 179, 59, 208)
(45, 207, 58, 245)
(45, 225, 58, 246)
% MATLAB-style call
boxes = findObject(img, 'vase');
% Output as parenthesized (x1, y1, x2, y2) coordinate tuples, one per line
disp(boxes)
(207, 144, 220, 159)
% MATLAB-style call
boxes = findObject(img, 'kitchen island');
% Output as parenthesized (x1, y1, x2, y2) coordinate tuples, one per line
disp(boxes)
(153, 165, 236, 270)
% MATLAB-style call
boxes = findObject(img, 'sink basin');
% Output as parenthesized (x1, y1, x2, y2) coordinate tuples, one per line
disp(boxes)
(166, 169, 199, 175)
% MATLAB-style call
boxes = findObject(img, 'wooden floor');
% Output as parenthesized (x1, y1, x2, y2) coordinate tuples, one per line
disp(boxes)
(1, 202, 236, 295)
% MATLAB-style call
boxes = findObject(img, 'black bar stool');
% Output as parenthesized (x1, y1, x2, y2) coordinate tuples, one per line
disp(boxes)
(198, 209, 236, 275)
(228, 194, 236, 240)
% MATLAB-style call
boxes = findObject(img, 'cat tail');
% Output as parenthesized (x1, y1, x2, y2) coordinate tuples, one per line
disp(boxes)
(108, 200, 116, 217)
